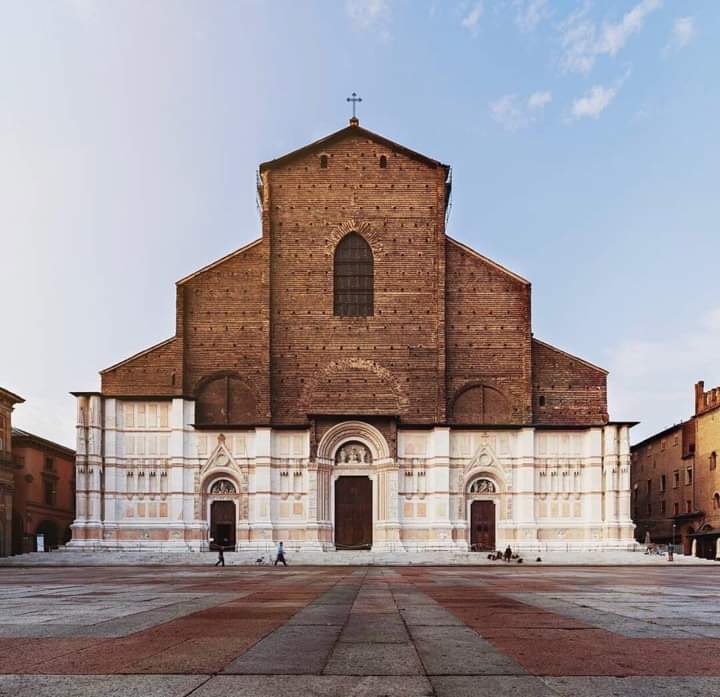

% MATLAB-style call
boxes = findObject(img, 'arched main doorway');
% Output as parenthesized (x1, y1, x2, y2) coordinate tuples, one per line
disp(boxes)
(208, 478, 238, 551)
(334, 476, 372, 550)
(467, 477, 498, 552)
(210, 501, 236, 551)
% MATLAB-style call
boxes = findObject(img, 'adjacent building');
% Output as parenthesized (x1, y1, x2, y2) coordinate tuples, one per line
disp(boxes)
(0, 386, 24, 557)
(631, 380, 720, 559)
(11, 428, 76, 553)
(693, 381, 720, 558)
(70, 118, 636, 554)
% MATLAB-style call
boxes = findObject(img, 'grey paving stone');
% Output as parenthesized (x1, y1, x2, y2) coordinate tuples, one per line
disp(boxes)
(399, 606, 463, 626)
(431, 675, 559, 697)
(193, 675, 434, 696)
(0, 675, 207, 697)
(323, 642, 424, 676)
(223, 625, 341, 674)
(340, 613, 409, 643)
(287, 603, 352, 625)
(409, 625, 526, 676)
(544, 676, 720, 697)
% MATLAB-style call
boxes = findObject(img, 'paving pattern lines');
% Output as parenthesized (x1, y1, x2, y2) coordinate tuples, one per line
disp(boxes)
(3, 566, 720, 696)
(0, 568, 344, 675)
(402, 568, 720, 677)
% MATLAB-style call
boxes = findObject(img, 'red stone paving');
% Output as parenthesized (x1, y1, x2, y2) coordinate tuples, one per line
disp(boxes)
(3, 565, 720, 681)
(409, 572, 720, 677)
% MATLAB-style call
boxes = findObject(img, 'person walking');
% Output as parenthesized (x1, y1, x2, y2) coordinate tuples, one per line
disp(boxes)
(275, 540, 287, 567)
(504, 545, 512, 562)
(214, 539, 226, 567)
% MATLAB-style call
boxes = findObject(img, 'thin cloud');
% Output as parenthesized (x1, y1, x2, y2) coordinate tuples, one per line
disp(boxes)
(490, 90, 552, 131)
(514, 0, 550, 33)
(461, 2, 484, 37)
(346, 0, 391, 39)
(571, 84, 618, 119)
(666, 16, 695, 52)
(569, 68, 630, 121)
(560, 0, 662, 74)
(528, 90, 552, 110)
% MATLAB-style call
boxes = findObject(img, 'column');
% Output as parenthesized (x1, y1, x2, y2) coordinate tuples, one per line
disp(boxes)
(250, 427, 273, 547)
(427, 427, 455, 550)
(582, 428, 604, 544)
(514, 428, 538, 551)
(85, 394, 104, 543)
(102, 398, 118, 546)
(69, 395, 89, 546)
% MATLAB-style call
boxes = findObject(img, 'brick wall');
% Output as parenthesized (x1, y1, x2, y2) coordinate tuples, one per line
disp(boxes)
(631, 424, 691, 543)
(265, 128, 448, 425)
(101, 337, 181, 397)
(179, 240, 270, 422)
(531, 339, 607, 426)
(445, 238, 532, 424)
(695, 403, 720, 529)
(98, 124, 611, 430)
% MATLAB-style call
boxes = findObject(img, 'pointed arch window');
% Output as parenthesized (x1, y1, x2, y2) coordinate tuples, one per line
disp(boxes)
(334, 232, 374, 316)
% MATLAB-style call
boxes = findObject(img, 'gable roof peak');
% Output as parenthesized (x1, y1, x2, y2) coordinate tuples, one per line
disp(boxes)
(258, 121, 449, 173)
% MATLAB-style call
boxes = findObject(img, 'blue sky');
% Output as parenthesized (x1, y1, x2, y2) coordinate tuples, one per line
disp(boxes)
(1, 0, 718, 447)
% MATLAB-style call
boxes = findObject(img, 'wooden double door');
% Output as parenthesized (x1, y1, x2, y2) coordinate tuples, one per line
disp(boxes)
(470, 500, 496, 551)
(210, 500, 236, 550)
(334, 476, 373, 550)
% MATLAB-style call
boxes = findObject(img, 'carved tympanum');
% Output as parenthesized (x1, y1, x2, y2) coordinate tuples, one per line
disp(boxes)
(335, 442, 372, 465)
(209, 479, 236, 495)
(468, 478, 496, 494)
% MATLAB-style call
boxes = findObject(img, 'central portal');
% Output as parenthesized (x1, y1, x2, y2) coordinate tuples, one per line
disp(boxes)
(334, 476, 372, 550)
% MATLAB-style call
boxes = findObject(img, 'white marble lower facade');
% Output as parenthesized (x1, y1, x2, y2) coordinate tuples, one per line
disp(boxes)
(69, 395, 636, 552)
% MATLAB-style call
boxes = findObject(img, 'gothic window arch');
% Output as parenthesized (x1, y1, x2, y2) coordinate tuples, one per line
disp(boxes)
(334, 232, 374, 317)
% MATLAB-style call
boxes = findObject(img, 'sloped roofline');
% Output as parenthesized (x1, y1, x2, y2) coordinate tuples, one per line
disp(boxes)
(176, 238, 262, 286)
(100, 337, 176, 375)
(0, 387, 24, 404)
(446, 236, 530, 286)
(258, 122, 450, 174)
(532, 337, 608, 375)
(11, 427, 75, 457)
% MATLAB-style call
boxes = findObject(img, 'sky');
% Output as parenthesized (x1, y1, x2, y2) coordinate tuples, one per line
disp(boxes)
(1, 0, 718, 448)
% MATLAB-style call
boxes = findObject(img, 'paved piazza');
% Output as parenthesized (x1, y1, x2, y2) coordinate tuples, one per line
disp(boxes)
(1, 566, 720, 696)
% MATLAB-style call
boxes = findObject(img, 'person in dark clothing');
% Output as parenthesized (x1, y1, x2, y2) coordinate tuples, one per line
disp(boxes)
(504, 545, 512, 562)
(275, 541, 287, 566)
(215, 539, 227, 567)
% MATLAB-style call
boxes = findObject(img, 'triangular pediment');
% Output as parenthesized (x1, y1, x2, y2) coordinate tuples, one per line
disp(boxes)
(200, 435, 241, 476)
(259, 122, 449, 174)
(465, 443, 498, 475)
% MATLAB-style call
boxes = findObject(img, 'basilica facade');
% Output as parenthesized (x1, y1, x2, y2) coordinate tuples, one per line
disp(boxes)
(70, 119, 635, 553)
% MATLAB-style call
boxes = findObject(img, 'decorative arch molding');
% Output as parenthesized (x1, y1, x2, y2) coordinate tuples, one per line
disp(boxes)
(299, 358, 409, 414)
(325, 219, 385, 259)
(464, 469, 504, 495)
(206, 476, 239, 495)
(317, 420, 391, 463)
(467, 477, 497, 494)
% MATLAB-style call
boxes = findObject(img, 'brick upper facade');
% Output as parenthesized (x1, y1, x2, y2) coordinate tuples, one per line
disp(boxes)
(99, 121, 609, 429)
